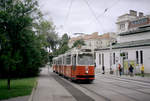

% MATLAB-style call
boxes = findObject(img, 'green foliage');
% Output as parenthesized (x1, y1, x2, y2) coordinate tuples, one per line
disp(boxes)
(35, 20, 59, 52)
(52, 33, 70, 57)
(0, 0, 49, 79)
(61, 33, 70, 46)
(0, 78, 36, 100)
(72, 39, 85, 48)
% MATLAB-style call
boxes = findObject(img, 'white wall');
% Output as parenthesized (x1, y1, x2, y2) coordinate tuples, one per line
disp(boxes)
(143, 48, 150, 73)
(118, 31, 150, 43)
(95, 46, 150, 74)
(96, 50, 111, 73)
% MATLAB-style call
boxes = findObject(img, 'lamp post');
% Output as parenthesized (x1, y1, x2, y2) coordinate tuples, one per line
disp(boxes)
(109, 39, 113, 74)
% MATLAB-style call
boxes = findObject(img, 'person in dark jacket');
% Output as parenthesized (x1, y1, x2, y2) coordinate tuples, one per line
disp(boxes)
(102, 66, 105, 74)
(129, 64, 134, 76)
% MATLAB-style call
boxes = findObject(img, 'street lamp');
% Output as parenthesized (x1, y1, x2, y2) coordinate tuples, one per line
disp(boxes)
(109, 39, 113, 74)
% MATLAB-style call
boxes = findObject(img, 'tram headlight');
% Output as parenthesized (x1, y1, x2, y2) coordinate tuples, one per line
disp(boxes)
(86, 70, 88, 74)
(85, 66, 88, 74)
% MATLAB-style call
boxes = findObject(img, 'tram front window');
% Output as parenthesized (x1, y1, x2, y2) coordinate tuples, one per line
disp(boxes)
(78, 54, 94, 65)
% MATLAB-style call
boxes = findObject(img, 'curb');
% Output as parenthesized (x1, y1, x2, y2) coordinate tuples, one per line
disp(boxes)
(28, 79, 38, 101)
(97, 73, 150, 83)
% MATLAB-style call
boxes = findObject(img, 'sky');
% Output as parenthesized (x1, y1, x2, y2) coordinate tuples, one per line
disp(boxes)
(38, 0, 150, 37)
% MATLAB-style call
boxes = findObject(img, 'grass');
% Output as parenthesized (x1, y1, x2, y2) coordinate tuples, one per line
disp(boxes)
(0, 77, 37, 100)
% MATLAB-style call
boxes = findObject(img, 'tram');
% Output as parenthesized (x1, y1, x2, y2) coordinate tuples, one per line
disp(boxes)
(52, 47, 95, 82)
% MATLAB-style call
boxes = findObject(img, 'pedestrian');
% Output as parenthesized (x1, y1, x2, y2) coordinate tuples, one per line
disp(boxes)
(110, 67, 113, 74)
(129, 64, 134, 76)
(102, 65, 105, 74)
(140, 64, 144, 77)
(94, 62, 96, 68)
(118, 64, 122, 76)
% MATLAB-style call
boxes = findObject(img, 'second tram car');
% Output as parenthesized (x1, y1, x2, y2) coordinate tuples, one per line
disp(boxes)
(52, 48, 95, 82)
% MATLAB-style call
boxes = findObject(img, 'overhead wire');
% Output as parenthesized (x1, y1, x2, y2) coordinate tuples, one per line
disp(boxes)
(61, 0, 121, 35)
(84, 0, 105, 33)
(86, 0, 121, 33)
(97, 0, 121, 18)
(62, 0, 74, 34)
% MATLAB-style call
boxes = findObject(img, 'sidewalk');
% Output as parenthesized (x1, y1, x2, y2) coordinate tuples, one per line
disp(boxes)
(32, 68, 76, 101)
(96, 71, 150, 83)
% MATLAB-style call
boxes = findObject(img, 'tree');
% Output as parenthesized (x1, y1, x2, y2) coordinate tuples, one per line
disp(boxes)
(61, 33, 69, 46)
(72, 39, 85, 48)
(35, 20, 59, 52)
(0, 0, 48, 89)
(53, 33, 70, 57)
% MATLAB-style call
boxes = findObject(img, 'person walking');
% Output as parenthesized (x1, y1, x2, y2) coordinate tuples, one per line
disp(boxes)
(102, 65, 105, 74)
(140, 64, 144, 77)
(118, 64, 122, 76)
(129, 64, 134, 76)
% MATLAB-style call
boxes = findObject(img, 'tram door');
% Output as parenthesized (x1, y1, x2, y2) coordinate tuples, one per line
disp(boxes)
(72, 55, 76, 77)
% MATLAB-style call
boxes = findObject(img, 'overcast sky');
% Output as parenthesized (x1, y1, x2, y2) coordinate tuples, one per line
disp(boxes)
(38, 0, 150, 37)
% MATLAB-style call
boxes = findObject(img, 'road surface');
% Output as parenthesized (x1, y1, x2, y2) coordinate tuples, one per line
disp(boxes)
(33, 68, 150, 101)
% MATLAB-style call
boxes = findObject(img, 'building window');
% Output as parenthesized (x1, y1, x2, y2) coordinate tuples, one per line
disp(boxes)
(89, 42, 91, 46)
(121, 52, 128, 60)
(97, 41, 98, 44)
(99, 54, 101, 65)
(102, 53, 104, 66)
(120, 24, 125, 30)
(136, 51, 139, 64)
(140, 50, 143, 64)
(113, 53, 115, 64)
(125, 52, 128, 59)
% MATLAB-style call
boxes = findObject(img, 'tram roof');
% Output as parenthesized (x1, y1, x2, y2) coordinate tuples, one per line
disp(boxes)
(53, 47, 93, 60)
(65, 47, 93, 55)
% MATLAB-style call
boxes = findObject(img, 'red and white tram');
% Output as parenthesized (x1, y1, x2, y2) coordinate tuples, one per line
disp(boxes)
(52, 48, 95, 82)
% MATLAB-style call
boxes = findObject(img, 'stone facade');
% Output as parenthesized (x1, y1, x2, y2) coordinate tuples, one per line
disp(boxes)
(68, 32, 116, 50)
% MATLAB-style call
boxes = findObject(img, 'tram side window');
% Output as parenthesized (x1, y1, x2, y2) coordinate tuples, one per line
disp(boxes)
(66, 55, 71, 65)
(56, 60, 58, 65)
(63, 56, 65, 65)
(72, 55, 76, 65)
(59, 58, 62, 65)
(58, 59, 60, 65)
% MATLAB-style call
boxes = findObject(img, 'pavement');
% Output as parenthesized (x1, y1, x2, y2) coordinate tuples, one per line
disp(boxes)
(32, 67, 76, 101)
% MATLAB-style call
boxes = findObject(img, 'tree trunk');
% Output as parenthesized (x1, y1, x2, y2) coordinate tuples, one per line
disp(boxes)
(7, 66, 11, 89)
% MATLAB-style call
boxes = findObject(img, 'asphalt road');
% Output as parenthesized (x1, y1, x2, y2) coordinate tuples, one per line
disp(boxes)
(50, 70, 150, 101)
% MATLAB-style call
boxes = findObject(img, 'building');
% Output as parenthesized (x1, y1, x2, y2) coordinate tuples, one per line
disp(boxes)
(95, 10, 150, 74)
(116, 10, 150, 43)
(68, 32, 116, 50)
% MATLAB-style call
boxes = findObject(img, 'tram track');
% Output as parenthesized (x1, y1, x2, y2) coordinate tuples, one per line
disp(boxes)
(51, 72, 137, 101)
(50, 73, 95, 101)
(51, 72, 111, 101)
(95, 76, 150, 101)
(50, 72, 150, 101)
(79, 82, 139, 101)
(96, 76, 150, 89)
(78, 83, 111, 101)
(98, 74, 150, 84)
